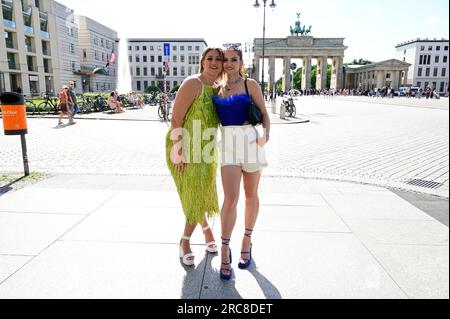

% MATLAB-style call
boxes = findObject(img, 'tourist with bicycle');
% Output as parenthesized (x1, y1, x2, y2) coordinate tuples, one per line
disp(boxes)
(57, 85, 75, 126)
(166, 47, 224, 267)
(212, 45, 270, 281)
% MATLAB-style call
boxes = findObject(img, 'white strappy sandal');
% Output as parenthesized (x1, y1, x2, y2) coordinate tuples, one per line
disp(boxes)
(203, 226, 218, 253)
(179, 235, 195, 266)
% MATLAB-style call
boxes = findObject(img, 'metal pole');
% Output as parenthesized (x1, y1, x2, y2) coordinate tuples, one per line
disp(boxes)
(20, 134, 30, 176)
(261, 1, 266, 93)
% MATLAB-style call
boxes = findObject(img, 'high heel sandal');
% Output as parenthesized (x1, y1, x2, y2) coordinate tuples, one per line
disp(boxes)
(203, 226, 218, 254)
(220, 237, 232, 281)
(238, 228, 253, 269)
(179, 235, 195, 266)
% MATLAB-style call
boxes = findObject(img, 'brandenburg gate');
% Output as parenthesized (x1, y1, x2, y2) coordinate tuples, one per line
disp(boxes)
(252, 14, 347, 92)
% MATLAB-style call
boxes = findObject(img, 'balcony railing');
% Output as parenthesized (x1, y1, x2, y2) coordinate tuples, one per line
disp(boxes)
(40, 31, 50, 39)
(8, 62, 20, 70)
(24, 25, 34, 34)
(3, 19, 16, 29)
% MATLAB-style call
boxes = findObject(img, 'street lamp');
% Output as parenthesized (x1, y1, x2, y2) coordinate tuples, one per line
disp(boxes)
(244, 42, 253, 76)
(254, 0, 276, 93)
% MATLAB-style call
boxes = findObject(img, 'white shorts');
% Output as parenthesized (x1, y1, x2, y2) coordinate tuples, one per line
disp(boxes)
(220, 125, 268, 173)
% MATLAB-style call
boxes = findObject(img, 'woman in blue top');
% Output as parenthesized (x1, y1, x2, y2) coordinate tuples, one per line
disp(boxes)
(212, 46, 271, 280)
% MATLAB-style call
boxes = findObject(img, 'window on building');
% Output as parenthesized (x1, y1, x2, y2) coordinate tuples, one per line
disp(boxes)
(437, 46, 441, 51)
(136, 55, 140, 63)
(158, 46, 162, 51)
(151, 56, 155, 62)
(174, 81, 178, 87)
(102, 52, 105, 61)
(150, 46, 154, 51)
(418, 68, 423, 76)
(143, 56, 147, 62)
(432, 82, 436, 89)
(94, 50, 99, 60)
(143, 67, 148, 76)
(180, 46, 185, 51)
(144, 81, 148, 89)
(427, 55, 431, 65)
(71, 61, 76, 71)
(137, 81, 141, 91)
(195, 46, 200, 51)
(129, 56, 132, 63)
(181, 66, 185, 76)
(404, 49, 406, 54)
(136, 67, 140, 76)
(445, 46, 449, 51)
(419, 55, 423, 65)
(181, 55, 185, 63)
(135, 46, 139, 51)
(94, 37, 99, 46)
(128, 46, 132, 51)
(173, 46, 177, 51)
(151, 67, 155, 76)
(425, 68, 430, 76)
(417, 81, 422, 88)
(143, 46, 147, 51)
(68, 26, 75, 37)
(173, 67, 178, 76)
(433, 67, 438, 77)
(101, 39, 104, 47)
(442, 68, 447, 77)
(69, 43, 75, 54)
(158, 56, 162, 62)
(428, 46, 433, 51)
(440, 82, 445, 92)
(435, 56, 440, 63)
(444, 56, 448, 63)
(188, 46, 192, 51)
(420, 46, 425, 51)
(173, 55, 178, 63)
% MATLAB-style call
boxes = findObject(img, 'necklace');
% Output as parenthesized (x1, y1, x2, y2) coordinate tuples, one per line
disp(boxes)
(225, 77, 242, 91)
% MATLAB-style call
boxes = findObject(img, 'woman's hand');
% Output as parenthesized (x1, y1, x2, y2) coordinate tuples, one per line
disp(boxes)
(254, 135, 269, 147)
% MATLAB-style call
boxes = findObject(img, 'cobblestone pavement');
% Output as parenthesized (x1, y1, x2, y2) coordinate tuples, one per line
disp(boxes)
(0, 97, 448, 198)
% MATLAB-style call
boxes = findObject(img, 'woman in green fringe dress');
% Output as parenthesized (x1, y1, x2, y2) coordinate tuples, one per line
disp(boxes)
(166, 47, 224, 266)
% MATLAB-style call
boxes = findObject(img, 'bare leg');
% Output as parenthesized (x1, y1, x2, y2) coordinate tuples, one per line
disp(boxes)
(200, 219, 216, 251)
(220, 166, 242, 275)
(240, 170, 262, 264)
(180, 221, 197, 263)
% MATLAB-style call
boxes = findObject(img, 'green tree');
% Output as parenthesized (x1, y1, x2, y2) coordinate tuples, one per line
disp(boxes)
(327, 65, 332, 88)
(293, 68, 302, 89)
(170, 85, 180, 93)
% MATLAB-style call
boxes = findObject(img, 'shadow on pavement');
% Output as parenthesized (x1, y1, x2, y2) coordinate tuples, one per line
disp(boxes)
(0, 176, 27, 197)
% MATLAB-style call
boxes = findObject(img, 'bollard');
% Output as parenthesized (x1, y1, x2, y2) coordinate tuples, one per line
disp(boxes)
(280, 100, 286, 120)
(1, 92, 29, 176)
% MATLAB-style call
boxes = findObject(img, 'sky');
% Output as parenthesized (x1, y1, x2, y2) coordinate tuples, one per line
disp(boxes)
(57, 0, 449, 77)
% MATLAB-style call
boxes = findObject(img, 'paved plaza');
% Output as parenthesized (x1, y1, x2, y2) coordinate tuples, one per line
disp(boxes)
(0, 96, 448, 299)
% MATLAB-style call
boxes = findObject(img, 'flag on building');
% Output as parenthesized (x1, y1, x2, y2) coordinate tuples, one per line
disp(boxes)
(106, 49, 116, 68)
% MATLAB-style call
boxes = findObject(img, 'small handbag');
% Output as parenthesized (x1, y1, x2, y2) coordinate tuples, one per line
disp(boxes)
(244, 78, 263, 126)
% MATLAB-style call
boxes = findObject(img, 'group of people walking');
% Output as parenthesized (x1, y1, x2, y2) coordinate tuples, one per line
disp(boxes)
(57, 81, 78, 126)
(165, 46, 270, 281)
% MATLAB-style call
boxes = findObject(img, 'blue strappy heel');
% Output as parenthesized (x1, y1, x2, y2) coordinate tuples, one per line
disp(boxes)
(238, 228, 253, 269)
(220, 237, 232, 281)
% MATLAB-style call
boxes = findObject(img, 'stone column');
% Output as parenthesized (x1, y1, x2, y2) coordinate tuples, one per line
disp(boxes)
(316, 56, 328, 90)
(253, 56, 260, 83)
(331, 56, 344, 89)
(403, 69, 409, 86)
(301, 56, 312, 90)
(282, 56, 291, 92)
(268, 57, 276, 114)
(376, 70, 384, 89)
(268, 57, 276, 95)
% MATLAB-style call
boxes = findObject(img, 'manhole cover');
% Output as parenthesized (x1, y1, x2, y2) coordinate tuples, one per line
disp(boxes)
(405, 179, 443, 189)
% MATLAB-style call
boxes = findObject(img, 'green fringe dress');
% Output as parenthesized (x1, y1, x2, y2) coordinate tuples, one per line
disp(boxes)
(165, 85, 220, 225)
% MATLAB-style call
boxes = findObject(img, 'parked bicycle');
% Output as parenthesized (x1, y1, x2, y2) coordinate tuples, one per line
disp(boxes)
(282, 96, 297, 118)
(158, 99, 172, 122)
(36, 93, 60, 115)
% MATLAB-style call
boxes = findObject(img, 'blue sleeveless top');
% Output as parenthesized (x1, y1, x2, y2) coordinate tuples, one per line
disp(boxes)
(212, 93, 251, 126)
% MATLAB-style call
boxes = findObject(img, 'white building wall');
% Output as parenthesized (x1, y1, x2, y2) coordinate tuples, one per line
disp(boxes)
(396, 39, 449, 93)
(127, 39, 207, 92)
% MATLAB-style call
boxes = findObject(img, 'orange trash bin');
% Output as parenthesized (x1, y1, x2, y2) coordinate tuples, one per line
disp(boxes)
(0, 92, 28, 135)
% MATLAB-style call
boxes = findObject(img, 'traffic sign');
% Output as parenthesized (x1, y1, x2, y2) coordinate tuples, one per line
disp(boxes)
(290, 63, 297, 71)
(164, 43, 170, 56)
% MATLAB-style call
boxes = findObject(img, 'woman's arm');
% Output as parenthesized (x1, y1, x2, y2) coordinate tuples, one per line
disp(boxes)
(169, 77, 202, 172)
(248, 79, 271, 144)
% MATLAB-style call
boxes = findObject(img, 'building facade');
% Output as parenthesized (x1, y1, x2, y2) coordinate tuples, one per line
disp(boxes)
(75, 15, 118, 93)
(395, 38, 449, 93)
(1, 0, 60, 96)
(127, 38, 207, 92)
(344, 59, 411, 91)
